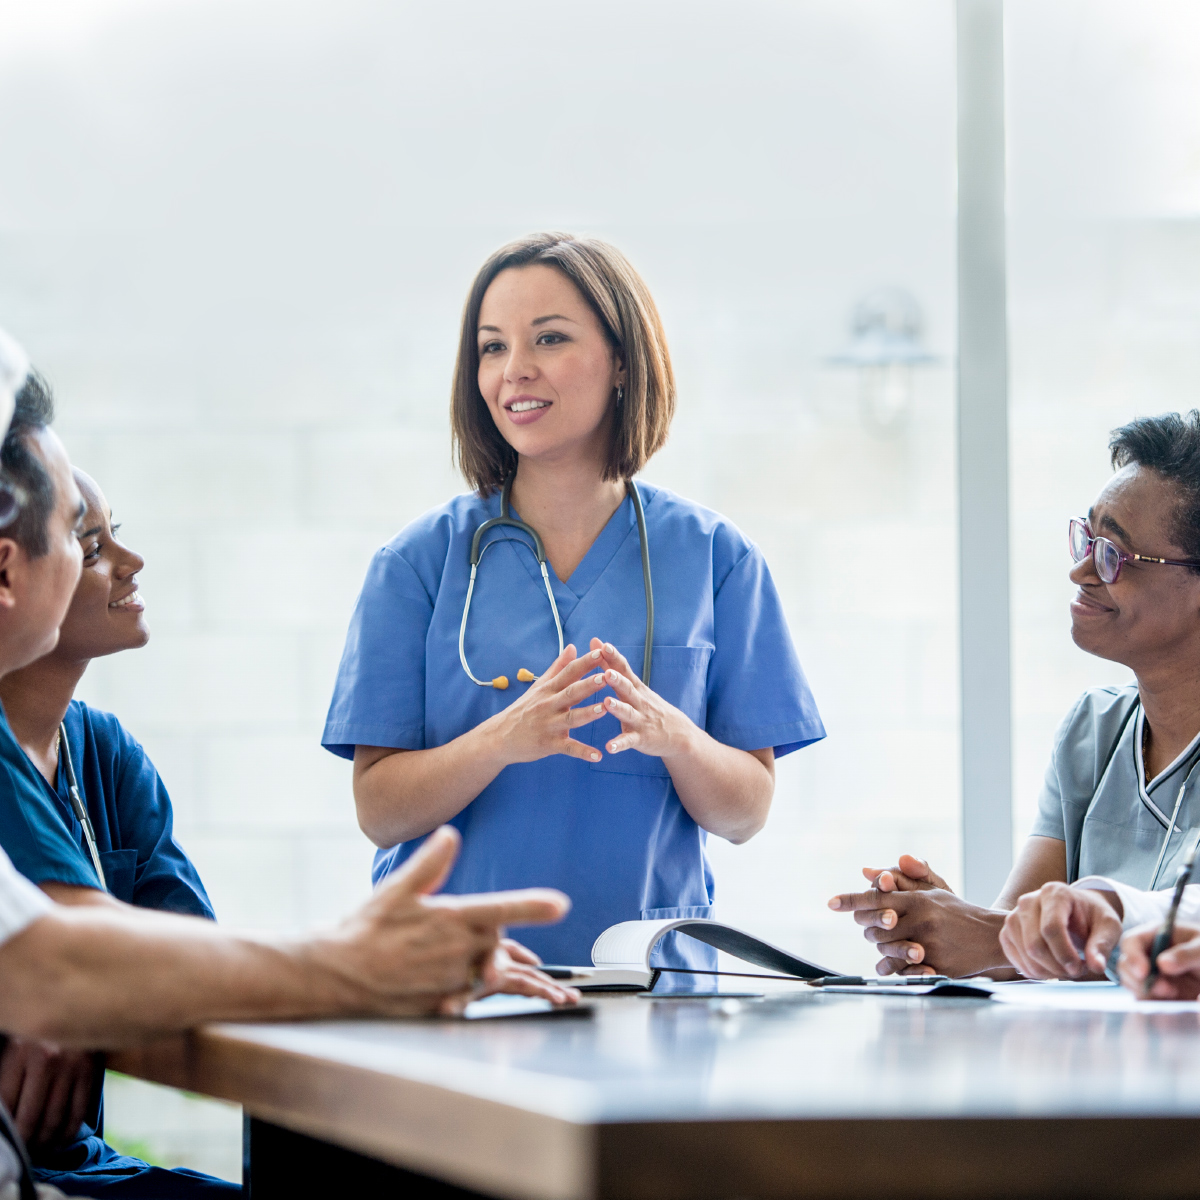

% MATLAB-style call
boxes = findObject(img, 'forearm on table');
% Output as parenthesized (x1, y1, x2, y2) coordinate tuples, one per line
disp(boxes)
(354, 724, 509, 847)
(0, 906, 357, 1047)
(663, 734, 774, 844)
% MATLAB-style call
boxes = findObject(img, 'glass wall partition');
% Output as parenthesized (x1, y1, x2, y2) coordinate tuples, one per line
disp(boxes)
(1007, 0, 1200, 847)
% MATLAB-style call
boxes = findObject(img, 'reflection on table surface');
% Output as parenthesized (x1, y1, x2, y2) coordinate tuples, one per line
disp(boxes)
(210, 984, 1200, 1123)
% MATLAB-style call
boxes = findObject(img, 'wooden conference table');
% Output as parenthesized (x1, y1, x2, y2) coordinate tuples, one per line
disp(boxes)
(112, 983, 1200, 1200)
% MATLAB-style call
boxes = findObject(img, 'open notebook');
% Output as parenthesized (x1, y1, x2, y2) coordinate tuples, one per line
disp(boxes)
(542, 917, 840, 991)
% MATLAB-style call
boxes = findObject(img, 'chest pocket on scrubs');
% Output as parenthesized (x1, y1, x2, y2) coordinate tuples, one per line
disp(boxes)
(584, 646, 713, 778)
(99, 848, 137, 903)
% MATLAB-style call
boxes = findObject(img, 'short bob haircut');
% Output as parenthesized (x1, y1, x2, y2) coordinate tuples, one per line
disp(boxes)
(1110, 410, 1200, 573)
(451, 233, 676, 494)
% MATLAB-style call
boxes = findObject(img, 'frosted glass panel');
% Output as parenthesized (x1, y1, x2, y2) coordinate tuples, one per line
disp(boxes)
(1007, 0, 1200, 845)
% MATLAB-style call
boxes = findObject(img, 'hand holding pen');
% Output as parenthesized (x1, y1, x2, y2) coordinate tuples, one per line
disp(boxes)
(1146, 830, 1200, 992)
(1118, 830, 1200, 999)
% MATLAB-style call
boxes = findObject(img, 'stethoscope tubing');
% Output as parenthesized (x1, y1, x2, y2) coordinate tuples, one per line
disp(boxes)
(628, 476, 654, 686)
(59, 721, 106, 892)
(1149, 758, 1200, 891)
(459, 475, 654, 690)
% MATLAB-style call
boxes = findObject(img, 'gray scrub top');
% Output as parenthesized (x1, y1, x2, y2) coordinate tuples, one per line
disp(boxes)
(1033, 684, 1200, 890)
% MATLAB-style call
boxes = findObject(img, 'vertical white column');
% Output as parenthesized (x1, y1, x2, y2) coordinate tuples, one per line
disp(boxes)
(957, 0, 1012, 905)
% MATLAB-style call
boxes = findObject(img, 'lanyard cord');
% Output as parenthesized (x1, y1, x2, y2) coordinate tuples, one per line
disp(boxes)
(59, 723, 106, 892)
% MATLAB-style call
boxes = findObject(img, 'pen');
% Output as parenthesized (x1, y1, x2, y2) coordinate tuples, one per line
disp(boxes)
(1146, 828, 1200, 993)
(809, 975, 949, 987)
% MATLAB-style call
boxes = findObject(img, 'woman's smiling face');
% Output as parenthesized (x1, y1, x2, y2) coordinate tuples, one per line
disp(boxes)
(1069, 462, 1200, 670)
(54, 469, 148, 662)
(476, 264, 624, 469)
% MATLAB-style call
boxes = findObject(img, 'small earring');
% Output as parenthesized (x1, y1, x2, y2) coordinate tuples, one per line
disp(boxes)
(617, 386, 624, 407)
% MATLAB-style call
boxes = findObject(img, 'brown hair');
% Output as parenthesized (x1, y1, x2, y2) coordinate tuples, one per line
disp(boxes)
(451, 232, 676, 494)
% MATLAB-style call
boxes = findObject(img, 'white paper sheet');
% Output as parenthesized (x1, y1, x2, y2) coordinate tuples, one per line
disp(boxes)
(990, 981, 1200, 1013)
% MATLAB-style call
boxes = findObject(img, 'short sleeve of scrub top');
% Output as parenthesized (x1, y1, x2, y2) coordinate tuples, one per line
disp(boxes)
(323, 483, 825, 968)
(0, 705, 96, 890)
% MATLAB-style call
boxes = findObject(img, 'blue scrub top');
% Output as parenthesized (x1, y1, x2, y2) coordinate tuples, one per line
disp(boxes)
(0, 699, 212, 916)
(323, 483, 824, 967)
(0, 699, 219, 1194)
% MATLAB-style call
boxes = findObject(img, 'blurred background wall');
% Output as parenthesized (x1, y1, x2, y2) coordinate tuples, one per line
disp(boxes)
(0, 0, 1198, 1181)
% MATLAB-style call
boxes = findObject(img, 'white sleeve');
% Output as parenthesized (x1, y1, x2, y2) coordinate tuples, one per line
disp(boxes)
(1072, 875, 1200, 930)
(0, 849, 51, 1194)
(0, 843, 50, 943)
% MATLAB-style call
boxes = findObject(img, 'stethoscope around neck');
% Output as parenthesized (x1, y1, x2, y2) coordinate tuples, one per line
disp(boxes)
(1131, 702, 1200, 891)
(59, 722, 106, 891)
(1149, 754, 1200, 891)
(458, 474, 655, 691)
(1080, 698, 1200, 892)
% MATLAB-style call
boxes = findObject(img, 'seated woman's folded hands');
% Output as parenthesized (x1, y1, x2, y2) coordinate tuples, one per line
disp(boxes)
(829, 856, 1009, 978)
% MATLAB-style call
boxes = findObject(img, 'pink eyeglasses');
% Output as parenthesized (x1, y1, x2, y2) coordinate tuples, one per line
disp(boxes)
(1069, 517, 1200, 584)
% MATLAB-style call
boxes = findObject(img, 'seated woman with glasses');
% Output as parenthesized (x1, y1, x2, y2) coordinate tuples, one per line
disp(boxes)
(0, 382, 234, 1197)
(829, 410, 1200, 979)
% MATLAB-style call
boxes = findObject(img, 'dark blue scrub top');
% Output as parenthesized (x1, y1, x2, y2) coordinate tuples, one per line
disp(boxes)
(0, 699, 212, 917)
(0, 700, 219, 1193)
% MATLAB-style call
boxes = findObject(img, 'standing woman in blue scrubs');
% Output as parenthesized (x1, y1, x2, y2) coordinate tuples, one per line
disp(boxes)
(324, 233, 825, 967)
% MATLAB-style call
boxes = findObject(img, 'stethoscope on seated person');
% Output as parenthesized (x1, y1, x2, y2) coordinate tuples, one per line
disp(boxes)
(58, 722, 106, 891)
(459, 473, 655, 691)
(1150, 758, 1200, 891)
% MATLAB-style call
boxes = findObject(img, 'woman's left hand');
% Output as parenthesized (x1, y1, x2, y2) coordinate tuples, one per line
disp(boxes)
(589, 639, 696, 760)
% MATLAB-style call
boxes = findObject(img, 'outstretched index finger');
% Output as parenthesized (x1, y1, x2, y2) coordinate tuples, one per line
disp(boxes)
(448, 887, 572, 929)
(828, 889, 903, 914)
(387, 825, 460, 897)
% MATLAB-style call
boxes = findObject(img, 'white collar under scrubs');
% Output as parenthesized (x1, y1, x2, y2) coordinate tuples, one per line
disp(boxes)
(322, 482, 825, 971)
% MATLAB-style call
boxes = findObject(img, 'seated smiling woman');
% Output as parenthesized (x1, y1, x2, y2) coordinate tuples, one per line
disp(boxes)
(830, 411, 1200, 978)
(0, 387, 232, 1198)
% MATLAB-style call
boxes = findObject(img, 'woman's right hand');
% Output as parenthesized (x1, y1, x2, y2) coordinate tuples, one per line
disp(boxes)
(354, 645, 613, 847)
(1119, 921, 1200, 999)
(485, 644, 611, 766)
